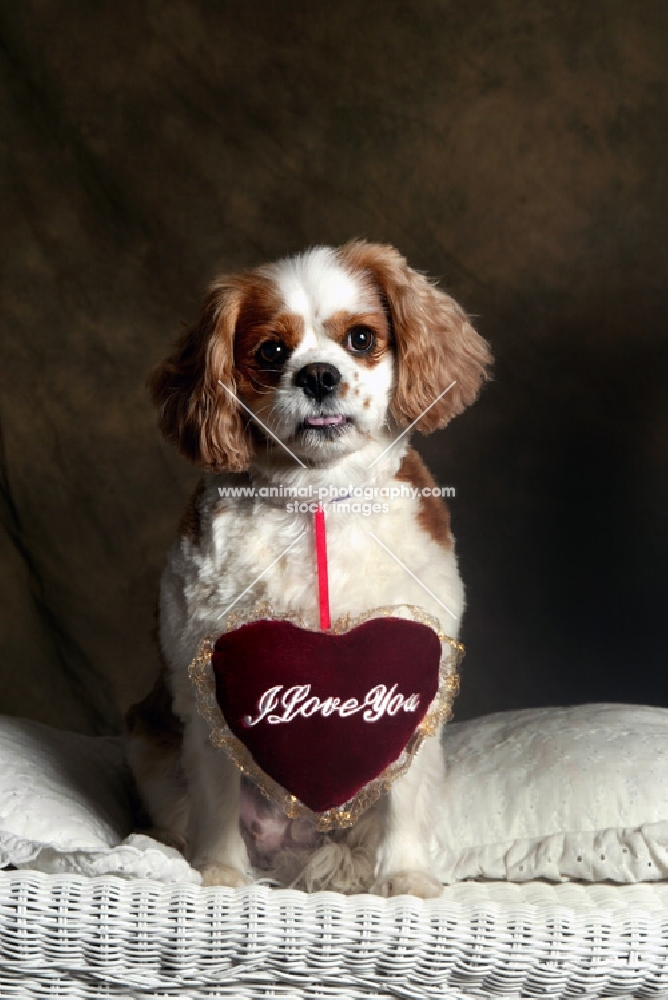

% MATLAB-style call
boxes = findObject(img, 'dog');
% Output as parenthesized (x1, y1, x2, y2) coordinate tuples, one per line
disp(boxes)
(125, 240, 491, 897)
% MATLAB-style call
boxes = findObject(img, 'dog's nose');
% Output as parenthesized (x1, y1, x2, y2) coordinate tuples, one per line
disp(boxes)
(294, 363, 341, 402)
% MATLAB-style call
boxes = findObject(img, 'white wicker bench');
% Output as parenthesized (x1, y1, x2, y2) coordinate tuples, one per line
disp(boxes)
(4, 705, 668, 998)
(2, 874, 668, 999)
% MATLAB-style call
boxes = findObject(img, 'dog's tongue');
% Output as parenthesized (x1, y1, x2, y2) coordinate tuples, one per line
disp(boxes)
(306, 415, 346, 427)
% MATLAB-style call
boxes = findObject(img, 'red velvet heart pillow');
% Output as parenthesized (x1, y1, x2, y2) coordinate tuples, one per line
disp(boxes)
(211, 616, 441, 814)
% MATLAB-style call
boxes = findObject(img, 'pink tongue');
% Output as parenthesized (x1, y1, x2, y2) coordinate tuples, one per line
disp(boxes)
(306, 415, 346, 427)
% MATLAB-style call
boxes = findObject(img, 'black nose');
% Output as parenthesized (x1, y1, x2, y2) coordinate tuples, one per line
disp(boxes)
(294, 363, 341, 402)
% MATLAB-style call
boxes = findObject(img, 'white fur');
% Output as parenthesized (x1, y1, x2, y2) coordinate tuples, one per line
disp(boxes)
(268, 247, 373, 327)
(132, 248, 468, 897)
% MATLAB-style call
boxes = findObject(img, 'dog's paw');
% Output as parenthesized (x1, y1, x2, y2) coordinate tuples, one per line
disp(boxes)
(372, 870, 443, 899)
(198, 862, 251, 888)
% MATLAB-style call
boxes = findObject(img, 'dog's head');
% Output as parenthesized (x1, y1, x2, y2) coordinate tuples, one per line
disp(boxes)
(150, 241, 492, 471)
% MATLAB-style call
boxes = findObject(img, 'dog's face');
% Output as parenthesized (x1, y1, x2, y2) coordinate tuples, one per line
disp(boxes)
(151, 241, 492, 471)
(232, 248, 394, 463)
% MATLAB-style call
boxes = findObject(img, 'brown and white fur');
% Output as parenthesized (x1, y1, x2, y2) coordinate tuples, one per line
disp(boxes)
(125, 241, 491, 897)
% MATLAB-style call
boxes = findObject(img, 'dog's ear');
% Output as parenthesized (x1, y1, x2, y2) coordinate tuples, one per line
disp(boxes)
(338, 240, 492, 432)
(149, 279, 253, 472)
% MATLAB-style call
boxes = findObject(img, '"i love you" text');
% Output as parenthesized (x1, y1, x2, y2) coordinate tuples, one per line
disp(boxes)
(243, 683, 420, 727)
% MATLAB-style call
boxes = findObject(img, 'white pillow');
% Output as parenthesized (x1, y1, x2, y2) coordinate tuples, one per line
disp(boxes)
(0, 717, 198, 882)
(435, 703, 668, 883)
(3, 705, 668, 886)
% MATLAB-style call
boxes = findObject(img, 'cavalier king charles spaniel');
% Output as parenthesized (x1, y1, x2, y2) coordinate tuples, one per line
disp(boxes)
(125, 240, 491, 897)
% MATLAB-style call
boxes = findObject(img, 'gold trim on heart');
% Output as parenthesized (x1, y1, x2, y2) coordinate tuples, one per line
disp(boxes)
(188, 602, 463, 831)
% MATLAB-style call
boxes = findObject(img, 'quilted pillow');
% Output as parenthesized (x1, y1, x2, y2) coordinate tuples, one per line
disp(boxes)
(435, 703, 668, 883)
(0, 716, 198, 882)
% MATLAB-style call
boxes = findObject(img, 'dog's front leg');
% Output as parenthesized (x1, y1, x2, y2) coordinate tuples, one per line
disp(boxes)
(372, 730, 444, 898)
(183, 715, 250, 887)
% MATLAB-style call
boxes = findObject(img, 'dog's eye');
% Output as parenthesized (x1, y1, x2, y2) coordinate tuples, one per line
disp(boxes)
(256, 340, 289, 368)
(346, 326, 376, 353)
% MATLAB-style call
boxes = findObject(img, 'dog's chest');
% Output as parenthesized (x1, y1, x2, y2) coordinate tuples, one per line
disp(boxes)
(197, 495, 459, 629)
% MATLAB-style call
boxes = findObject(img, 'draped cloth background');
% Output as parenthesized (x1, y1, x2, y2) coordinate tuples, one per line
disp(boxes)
(1, 2, 667, 734)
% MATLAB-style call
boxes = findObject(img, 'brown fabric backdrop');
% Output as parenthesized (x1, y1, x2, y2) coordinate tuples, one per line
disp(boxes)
(1, 1, 667, 734)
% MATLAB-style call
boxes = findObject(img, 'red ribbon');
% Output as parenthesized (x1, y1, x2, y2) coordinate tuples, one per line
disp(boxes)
(314, 505, 331, 630)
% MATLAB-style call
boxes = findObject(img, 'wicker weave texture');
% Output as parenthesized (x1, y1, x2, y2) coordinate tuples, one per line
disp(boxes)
(1, 874, 668, 999)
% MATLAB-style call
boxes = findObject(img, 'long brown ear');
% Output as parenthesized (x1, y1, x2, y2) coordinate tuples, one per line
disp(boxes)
(149, 279, 253, 472)
(338, 240, 492, 432)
